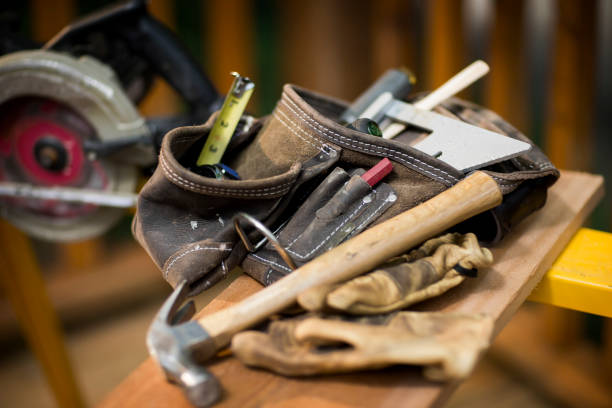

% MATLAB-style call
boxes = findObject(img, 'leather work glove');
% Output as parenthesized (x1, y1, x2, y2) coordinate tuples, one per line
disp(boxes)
(232, 311, 494, 380)
(298, 232, 493, 314)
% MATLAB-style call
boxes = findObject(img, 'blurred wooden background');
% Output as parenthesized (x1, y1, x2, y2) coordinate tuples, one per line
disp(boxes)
(0, 0, 611, 407)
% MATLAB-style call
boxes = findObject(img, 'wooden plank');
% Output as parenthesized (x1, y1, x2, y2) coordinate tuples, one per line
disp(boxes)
(0, 245, 168, 342)
(490, 306, 612, 408)
(545, 0, 596, 171)
(204, 0, 255, 96)
(59, 240, 103, 274)
(279, 0, 371, 101)
(99, 170, 603, 408)
(138, 0, 180, 117)
(0, 220, 85, 408)
(541, 0, 597, 347)
(486, 0, 527, 132)
(604, 319, 612, 386)
(424, 0, 467, 96)
(30, 0, 74, 43)
(370, 0, 421, 84)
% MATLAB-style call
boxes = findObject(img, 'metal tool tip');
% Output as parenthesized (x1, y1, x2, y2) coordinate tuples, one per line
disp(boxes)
(185, 374, 222, 407)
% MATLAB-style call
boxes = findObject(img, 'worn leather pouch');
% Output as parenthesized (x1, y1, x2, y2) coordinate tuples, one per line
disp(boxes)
(132, 113, 339, 295)
(133, 84, 559, 294)
(243, 166, 397, 285)
(238, 85, 559, 286)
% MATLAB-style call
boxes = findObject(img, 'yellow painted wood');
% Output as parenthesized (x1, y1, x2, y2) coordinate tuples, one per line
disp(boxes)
(0, 220, 85, 407)
(60, 239, 102, 273)
(205, 0, 255, 94)
(545, 0, 596, 171)
(528, 228, 612, 317)
(424, 0, 466, 94)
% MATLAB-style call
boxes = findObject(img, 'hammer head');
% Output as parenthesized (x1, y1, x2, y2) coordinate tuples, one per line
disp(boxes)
(147, 280, 221, 407)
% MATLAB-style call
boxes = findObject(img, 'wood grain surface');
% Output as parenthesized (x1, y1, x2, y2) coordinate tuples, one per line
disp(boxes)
(99, 170, 603, 408)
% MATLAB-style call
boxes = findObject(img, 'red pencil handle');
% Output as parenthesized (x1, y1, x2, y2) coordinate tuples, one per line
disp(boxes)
(361, 158, 393, 187)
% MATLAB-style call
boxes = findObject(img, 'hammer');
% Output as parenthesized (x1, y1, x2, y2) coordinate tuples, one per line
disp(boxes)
(147, 170, 502, 407)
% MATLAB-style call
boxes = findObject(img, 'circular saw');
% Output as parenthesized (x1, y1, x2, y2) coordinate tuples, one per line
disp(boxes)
(0, 1, 222, 242)
(0, 50, 145, 242)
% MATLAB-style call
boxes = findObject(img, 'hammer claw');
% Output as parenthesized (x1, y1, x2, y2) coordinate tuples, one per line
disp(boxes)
(159, 279, 191, 324)
(147, 280, 221, 406)
(172, 300, 196, 325)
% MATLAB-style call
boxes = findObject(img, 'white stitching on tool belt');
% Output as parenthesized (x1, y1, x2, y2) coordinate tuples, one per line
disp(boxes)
(489, 176, 518, 185)
(159, 155, 293, 197)
(352, 196, 391, 233)
(252, 196, 392, 270)
(285, 200, 367, 260)
(281, 95, 459, 185)
(282, 96, 456, 184)
(164, 244, 232, 279)
(281, 179, 356, 249)
(161, 155, 293, 192)
(162, 166, 290, 197)
(251, 253, 292, 273)
(273, 109, 332, 154)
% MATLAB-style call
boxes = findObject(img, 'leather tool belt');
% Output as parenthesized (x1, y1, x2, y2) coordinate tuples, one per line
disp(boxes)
(132, 84, 559, 294)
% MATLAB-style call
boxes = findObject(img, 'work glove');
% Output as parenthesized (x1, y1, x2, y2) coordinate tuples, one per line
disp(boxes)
(298, 232, 493, 314)
(232, 311, 494, 380)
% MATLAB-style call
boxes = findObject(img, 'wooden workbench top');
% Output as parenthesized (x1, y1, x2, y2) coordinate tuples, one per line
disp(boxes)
(99, 170, 603, 408)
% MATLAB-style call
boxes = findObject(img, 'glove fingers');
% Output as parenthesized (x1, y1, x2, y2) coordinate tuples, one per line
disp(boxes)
(232, 312, 494, 379)
(305, 233, 493, 315)
(297, 283, 340, 312)
(293, 317, 370, 347)
(427, 233, 493, 272)
(232, 318, 371, 375)
(232, 330, 336, 376)
(325, 271, 401, 312)
(339, 272, 465, 314)
(460, 232, 493, 268)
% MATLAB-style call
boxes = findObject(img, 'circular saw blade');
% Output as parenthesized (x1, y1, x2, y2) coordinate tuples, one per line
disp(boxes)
(0, 97, 136, 242)
(0, 50, 155, 241)
(0, 97, 137, 241)
(0, 50, 153, 241)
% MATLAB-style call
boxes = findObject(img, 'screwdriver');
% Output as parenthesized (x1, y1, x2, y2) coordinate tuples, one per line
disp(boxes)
(340, 67, 416, 125)
(197, 72, 255, 166)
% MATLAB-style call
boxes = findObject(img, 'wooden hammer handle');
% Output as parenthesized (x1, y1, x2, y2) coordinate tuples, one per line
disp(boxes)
(199, 171, 502, 348)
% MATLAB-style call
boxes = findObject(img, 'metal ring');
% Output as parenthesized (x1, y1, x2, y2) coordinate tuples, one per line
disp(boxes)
(233, 212, 297, 271)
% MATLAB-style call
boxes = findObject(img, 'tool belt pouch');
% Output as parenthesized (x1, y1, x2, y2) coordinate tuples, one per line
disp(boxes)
(242, 166, 397, 285)
(133, 84, 559, 294)
(240, 85, 559, 286)
(132, 113, 340, 295)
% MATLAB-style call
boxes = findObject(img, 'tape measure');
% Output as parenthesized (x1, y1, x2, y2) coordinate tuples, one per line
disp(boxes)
(197, 72, 254, 166)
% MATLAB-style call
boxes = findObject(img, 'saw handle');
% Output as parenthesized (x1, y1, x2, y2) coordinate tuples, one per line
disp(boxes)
(45, 0, 221, 117)
(198, 171, 502, 348)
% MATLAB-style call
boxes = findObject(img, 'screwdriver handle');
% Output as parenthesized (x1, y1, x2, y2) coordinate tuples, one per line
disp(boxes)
(414, 60, 489, 110)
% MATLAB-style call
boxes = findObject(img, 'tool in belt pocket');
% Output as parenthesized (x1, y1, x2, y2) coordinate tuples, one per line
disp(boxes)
(133, 82, 559, 295)
(241, 165, 398, 286)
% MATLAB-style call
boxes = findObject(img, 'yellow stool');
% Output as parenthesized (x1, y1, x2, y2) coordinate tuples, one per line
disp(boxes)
(529, 228, 612, 318)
